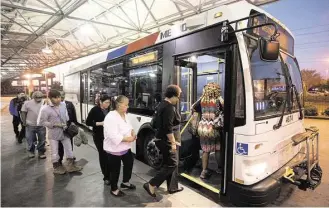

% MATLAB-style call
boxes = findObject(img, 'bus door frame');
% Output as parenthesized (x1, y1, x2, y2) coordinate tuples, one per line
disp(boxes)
(220, 43, 238, 196)
(173, 45, 237, 196)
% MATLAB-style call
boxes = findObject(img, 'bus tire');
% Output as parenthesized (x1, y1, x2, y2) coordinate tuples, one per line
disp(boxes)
(143, 133, 163, 170)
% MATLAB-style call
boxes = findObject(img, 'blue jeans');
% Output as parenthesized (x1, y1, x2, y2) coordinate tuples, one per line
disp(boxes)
(26, 126, 46, 153)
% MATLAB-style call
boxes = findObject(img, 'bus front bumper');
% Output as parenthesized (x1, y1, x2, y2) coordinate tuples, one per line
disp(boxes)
(223, 152, 306, 207)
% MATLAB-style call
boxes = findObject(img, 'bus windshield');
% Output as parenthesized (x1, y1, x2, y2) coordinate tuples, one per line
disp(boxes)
(280, 52, 304, 110)
(246, 34, 303, 120)
(246, 36, 288, 119)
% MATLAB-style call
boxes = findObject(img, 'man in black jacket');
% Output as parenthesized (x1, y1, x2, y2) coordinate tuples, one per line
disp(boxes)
(9, 92, 26, 143)
(143, 85, 184, 197)
(58, 91, 78, 164)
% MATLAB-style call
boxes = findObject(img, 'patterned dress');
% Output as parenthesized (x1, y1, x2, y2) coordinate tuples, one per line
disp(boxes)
(197, 83, 223, 153)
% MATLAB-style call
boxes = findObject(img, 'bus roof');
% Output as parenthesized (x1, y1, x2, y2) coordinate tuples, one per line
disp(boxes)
(70, 0, 293, 73)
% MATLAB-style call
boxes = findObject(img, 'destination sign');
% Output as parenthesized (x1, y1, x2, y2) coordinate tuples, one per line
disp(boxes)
(129, 51, 158, 66)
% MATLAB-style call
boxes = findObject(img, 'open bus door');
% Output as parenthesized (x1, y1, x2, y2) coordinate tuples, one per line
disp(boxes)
(175, 48, 229, 195)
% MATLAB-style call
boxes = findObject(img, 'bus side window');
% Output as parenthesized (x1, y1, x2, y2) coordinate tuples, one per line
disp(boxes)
(128, 65, 162, 110)
(90, 68, 111, 105)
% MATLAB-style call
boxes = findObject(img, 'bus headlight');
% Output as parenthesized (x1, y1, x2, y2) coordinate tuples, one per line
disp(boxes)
(244, 162, 268, 177)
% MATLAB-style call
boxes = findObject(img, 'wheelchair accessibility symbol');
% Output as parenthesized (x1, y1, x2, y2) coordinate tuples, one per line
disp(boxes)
(236, 142, 248, 155)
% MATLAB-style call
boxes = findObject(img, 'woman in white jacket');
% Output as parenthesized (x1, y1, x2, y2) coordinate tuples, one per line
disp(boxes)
(103, 95, 137, 197)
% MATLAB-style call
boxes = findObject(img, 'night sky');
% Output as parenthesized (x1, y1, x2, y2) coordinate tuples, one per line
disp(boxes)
(262, 0, 329, 79)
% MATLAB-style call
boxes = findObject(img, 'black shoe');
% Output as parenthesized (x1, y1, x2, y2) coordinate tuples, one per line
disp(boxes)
(104, 180, 110, 185)
(110, 190, 125, 197)
(143, 183, 156, 198)
(120, 183, 136, 190)
(168, 187, 184, 194)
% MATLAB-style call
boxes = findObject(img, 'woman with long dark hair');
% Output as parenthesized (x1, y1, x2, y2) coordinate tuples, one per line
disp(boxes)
(86, 94, 111, 184)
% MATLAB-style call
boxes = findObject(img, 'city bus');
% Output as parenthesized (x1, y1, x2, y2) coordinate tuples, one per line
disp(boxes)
(63, 0, 322, 206)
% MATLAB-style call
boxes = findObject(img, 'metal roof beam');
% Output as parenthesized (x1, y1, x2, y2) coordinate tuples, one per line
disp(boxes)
(1, 1, 140, 31)
(1, 0, 88, 66)
(91, 0, 138, 30)
(1, 31, 33, 36)
(141, 0, 157, 29)
(170, 0, 198, 13)
(1, 13, 35, 34)
(67, 16, 140, 31)
(173, 1, 184, 17)
(36, 0, 57, 12)
(1, 1, 56, 15)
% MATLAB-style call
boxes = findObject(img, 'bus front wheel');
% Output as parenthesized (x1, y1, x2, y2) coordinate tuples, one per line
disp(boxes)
(143, 133, 163, 170)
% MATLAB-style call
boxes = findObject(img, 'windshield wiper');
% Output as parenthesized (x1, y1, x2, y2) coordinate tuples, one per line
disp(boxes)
(273, 63, 292, 130)
(273, 85, 290, 130)
(292, 84, 304, 120)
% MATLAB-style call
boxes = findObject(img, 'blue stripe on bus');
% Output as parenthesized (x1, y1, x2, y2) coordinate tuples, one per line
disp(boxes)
(106, 45, 128, 61)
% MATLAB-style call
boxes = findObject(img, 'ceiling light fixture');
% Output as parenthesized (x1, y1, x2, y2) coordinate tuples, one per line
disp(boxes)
(42, 37, 53, 54)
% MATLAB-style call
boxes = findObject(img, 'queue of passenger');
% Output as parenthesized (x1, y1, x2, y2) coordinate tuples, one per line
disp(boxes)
(8, 82, 224, 199)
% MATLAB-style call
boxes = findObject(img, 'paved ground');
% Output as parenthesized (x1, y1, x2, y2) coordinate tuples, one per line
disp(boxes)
(1, 106, 220, 207)
(1, 97, 329, 207)
(275, 118, 329, 207)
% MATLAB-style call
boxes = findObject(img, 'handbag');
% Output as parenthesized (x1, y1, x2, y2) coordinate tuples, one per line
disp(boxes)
(188, 112, 201, 136)
(51, 105, 78, 138)
(64, 123, 79, 138)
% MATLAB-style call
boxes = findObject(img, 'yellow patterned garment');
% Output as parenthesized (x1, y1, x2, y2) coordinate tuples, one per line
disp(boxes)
(197, 83, 223, 153)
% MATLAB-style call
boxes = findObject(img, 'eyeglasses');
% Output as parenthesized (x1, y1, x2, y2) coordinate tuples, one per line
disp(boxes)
(35, 97, 43, 99)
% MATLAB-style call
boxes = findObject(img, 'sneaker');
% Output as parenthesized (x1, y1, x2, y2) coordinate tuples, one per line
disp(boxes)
(28, 152, 35, 158)
(39, 153, 46, 159)
(53, 162, 66, 175)
(66, 158, 82, 173)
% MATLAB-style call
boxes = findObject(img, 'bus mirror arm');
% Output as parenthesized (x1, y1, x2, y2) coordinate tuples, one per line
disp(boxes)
(222, 12, 279, 40)
(227, 22, 278, 40)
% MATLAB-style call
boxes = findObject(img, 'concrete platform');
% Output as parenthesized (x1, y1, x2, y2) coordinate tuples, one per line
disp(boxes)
(1, 107, 220, 207)
(1, 97, 329, 207)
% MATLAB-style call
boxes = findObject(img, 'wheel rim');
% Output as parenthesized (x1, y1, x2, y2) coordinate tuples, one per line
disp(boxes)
(146, 137, 162, 167)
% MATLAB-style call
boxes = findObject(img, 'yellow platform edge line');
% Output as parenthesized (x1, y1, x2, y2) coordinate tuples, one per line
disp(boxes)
(180, 173, 220, 194)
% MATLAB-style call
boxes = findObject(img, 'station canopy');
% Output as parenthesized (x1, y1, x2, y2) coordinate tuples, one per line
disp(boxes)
(0, 0, 277, 81)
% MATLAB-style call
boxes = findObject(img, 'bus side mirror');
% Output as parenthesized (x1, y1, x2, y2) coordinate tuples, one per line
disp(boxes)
(259, 38, 280, 61)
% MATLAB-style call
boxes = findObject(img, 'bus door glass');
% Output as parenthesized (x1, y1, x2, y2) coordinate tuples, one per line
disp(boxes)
(176, 60, 195, 122)
(80, 72, 88, 123)
(175, 51, 226, 193)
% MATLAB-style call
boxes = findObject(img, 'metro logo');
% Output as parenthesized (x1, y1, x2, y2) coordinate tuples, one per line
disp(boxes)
(160, 29, 172, 40)
(159, 23, 188, 41)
